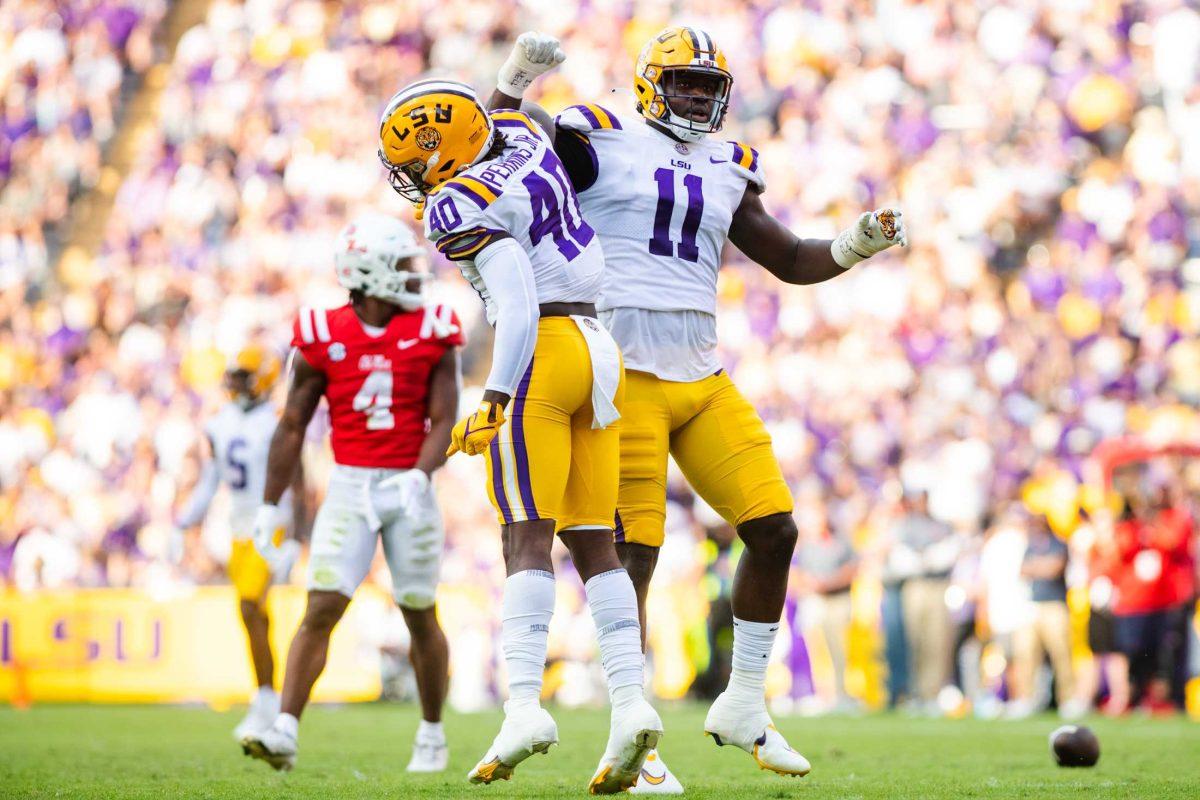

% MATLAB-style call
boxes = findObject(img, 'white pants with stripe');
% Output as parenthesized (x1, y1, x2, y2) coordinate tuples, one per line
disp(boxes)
(307, 465, 445, 609)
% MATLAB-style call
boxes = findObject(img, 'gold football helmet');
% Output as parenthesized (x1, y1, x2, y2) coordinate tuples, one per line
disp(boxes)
(378, 79, 495, 203)
(226, 344, 280, 406)
(634, 26, 732, 142)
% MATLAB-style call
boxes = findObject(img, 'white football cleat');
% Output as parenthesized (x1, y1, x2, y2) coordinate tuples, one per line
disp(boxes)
(468, 703, 558, 784)
(407, 728, 449, 773)
(628, 749, 684, 794)
(588, 699, 663, 794)
(233, 689, 280, 742)
(241, 721, 297, 772)
(704, 691, 811, 777)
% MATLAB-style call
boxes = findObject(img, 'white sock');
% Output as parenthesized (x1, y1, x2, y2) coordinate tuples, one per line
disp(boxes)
(274, 712, 299, 738)
(416, 719, 444, 742)
(501, 569, 555, 708)
(726, 617, 780, 704)
(254, 686, 277, 704)
(584, 568, 645, 710)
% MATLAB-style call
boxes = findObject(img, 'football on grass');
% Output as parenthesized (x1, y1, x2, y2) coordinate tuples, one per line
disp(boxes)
(1049, 725, 1100, 767)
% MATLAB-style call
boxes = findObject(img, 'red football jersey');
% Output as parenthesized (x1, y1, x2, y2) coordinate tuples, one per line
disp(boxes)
(292, 303, 464, 468)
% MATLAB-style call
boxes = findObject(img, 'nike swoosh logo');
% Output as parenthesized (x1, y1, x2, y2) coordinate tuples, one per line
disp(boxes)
(397, 338, 420, 350)
(709, 157, 727, 164)
(639, 768, 666, 785)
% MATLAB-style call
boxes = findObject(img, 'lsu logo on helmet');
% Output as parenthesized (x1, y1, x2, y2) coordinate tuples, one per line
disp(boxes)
(414, 126, 442, 151)
(634, 26, 732, 143)
(378, 80, 494, 203)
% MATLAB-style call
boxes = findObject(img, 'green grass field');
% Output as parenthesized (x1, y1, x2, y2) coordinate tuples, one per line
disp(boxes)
(1, 703, 1197, 799)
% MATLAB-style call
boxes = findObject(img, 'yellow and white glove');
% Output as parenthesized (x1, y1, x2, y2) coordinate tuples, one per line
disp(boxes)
(831, 207, 908, 269)
(497, 31, 566, 99)
(252, 503, 289, 566)
(447, 400, 507, 457)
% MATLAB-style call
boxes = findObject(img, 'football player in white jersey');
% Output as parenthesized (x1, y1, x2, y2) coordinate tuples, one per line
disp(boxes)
(489, 29, 908, 788)
(172, 346, 303, 742)
(379, 79, 662, 793)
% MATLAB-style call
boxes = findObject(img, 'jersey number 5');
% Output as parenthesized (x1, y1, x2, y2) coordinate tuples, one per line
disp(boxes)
(226, 438, 248, 490)
(649, 168, 704, 263)
(353, 370, 395, 430)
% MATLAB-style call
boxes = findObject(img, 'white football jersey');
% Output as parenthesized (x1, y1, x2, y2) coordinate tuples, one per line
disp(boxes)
(554, 103, 765, 317)
(204, 400, 279, 531)
(423, 109, 605, 323)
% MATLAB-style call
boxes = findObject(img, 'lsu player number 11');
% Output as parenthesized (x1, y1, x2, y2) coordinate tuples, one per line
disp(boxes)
(242, 213, 461, 774)
(490, 29, 909, 788)
(380, 79, 663, 794)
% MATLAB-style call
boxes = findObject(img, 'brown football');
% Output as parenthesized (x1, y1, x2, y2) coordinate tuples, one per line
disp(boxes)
(1050, 725, 1100, 767)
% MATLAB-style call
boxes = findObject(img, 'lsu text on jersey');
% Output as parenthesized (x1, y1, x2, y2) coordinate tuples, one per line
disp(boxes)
(554, 103, 792, 547)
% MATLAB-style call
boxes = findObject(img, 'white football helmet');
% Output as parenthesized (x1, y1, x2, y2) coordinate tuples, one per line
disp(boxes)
(334, 212, 429, 310)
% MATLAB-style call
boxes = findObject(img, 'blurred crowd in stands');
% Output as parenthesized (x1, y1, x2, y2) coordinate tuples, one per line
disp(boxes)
(2, 0, 1199, 714)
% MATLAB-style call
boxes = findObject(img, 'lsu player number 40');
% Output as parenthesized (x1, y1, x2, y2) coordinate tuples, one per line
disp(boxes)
(490, 28, 909, 788)
(380, 79, 663, 794)
(242, 213, 461, 775)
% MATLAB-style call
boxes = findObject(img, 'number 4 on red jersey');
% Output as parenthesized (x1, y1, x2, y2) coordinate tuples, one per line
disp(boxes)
(291, 303, 464, 469)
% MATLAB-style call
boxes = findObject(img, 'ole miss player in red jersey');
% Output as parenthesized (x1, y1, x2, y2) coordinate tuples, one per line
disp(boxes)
(243, 212, 463, 773)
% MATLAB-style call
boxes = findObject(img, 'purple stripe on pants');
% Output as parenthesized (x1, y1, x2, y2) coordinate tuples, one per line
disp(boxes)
(511, 358, 538, 519)
(490, 437, 513, 524)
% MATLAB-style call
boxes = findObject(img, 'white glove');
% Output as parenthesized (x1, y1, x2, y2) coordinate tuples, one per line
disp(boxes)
(379, 469, 433, 516)
(831, 207, 908, 269)
(167, 526, 186, 565)
(272, 539, 300, 582)
(497, 31, 566, 99)
(252, 503, 290, 566)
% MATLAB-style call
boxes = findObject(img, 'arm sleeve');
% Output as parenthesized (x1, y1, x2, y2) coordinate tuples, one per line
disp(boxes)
(473, 238, 539, 396)
(552, 128, 599, 192)
(176, 456, 220, 528)
(554, 104, 619, 193)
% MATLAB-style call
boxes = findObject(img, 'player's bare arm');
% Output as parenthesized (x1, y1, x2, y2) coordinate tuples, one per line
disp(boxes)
(414, 348, 460, 475)
(289, 456, 307, 540)
(728, 187, 846, 285)
(263, 350, 325, 506)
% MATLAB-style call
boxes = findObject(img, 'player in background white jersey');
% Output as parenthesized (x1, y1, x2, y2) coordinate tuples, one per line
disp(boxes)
(172, 346, 303, 742)
(489, 29, 908, 789)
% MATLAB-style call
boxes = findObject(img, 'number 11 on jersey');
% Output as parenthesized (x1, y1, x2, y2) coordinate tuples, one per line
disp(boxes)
(649, 168, 704, 263)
